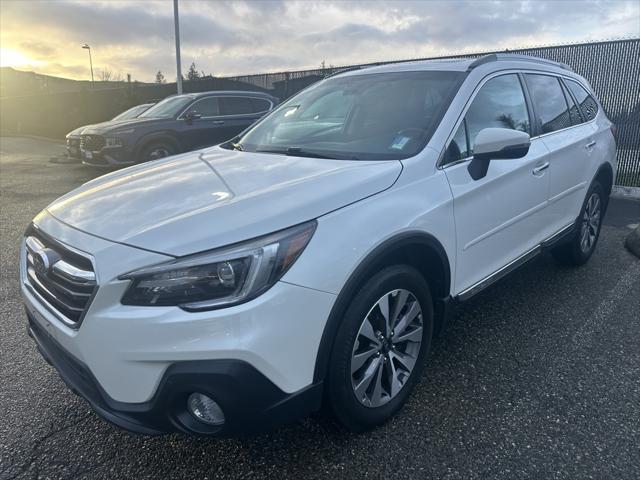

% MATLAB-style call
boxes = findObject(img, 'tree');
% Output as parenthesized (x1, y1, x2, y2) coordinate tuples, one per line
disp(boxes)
(97, 68, 113, 81)
(186, 62, 201, 81)
(155, 70, 166, 84)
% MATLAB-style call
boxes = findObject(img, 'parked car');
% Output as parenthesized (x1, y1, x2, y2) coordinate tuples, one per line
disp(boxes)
(78, 91, 278, 166)
(22, 54, 615, 436)
(65, 103, 154, 159)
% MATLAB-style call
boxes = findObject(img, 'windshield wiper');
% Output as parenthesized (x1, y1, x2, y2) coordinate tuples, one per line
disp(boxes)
(255, 146, 357, 160)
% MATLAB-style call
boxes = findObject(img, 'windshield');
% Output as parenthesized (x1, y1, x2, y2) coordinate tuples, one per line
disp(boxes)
(138, 96, 194, 119)
(111, 104, 152, 121)
(233, 70, 464, 160)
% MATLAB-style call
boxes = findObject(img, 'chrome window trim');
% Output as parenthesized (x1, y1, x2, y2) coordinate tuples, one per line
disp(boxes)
(177, 96, 274, 120)
(437, 68, 597, 170)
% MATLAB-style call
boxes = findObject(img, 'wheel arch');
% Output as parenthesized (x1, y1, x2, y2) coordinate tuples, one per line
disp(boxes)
(313, 231, 452, 383)
(594, 162, 614, 198)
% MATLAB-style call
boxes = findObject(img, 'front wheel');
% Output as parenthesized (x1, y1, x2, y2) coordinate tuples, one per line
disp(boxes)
(138, 140, 177, 163)
(327, 265, 433, 432)
(552, 181, 605, 266)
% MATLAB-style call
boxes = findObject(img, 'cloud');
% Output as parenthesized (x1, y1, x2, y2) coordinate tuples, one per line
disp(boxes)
(1, 0, 638, 81)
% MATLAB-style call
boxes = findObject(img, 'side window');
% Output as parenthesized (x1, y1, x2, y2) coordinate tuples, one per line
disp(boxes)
(250, 98, 272, 113)
(565, 79, 599, 122)
(561, 81, 583, 125)
(183, 97, 219, 117)
(524, 74, 571, 134)
(219, 97, 254, 115)
(444, 120, 469, 163)
(464, 74, 530, 154)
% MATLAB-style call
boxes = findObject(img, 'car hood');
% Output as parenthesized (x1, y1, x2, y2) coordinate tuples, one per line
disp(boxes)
(45, 147, 402, 256)
(82, 117, 167, 135)
(67, 124, 94, 137)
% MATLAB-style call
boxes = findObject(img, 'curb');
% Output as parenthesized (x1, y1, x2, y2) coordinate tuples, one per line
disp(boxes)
(612, 186, 640, 201)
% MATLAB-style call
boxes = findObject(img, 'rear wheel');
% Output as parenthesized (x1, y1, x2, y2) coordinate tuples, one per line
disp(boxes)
(552, 181, 605, 266)
(327, 265, 433, 431)
(138, 140, 177, 163)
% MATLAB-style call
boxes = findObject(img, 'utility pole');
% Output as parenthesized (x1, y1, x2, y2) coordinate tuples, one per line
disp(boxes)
(173, 0, 183, 94)
(82, 44, 94, 84)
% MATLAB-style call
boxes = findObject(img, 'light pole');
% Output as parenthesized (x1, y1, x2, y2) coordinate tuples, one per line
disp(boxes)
(82, 44, 94, 84)
(173, 0, 183, 94)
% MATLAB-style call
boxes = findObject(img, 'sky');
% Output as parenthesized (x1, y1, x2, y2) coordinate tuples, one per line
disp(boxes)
(1, 0, 638, 82)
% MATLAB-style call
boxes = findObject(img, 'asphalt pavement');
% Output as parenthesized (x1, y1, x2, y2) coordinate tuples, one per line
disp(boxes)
(1, 137, 639, 480)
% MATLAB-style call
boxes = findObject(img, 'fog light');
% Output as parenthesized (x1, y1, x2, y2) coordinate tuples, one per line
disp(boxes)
(187, 393, 225, 426)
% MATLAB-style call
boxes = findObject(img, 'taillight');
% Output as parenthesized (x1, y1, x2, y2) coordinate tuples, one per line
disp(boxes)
(610, 124, 618, 141)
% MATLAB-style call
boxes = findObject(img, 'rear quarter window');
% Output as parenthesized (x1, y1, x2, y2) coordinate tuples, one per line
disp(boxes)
(565, 79, 599, 122)
(250, 98, 273, 113)
(219, 97, 255, 115)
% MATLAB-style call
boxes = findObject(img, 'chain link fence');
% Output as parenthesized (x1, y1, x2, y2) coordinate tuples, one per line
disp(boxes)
(1, 39, 638, 185)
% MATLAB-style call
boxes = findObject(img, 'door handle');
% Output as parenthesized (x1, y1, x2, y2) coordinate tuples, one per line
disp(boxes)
(532, 162, 550, 175)
(212, 120, 225, 125)
(585, 140, 596, 150)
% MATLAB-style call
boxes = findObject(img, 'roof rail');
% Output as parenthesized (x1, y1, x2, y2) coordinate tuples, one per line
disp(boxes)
(467, 53, 573, 72)
(324, 65, 366, 79)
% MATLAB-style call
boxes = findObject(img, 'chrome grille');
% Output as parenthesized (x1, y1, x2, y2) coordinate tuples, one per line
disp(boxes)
(24, 229, 97, 328)
(80, 135, 105, 151)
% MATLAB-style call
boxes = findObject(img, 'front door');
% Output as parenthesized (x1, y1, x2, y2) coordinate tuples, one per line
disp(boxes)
(180, 96, 231, 149)
(442, 73, 552, 295)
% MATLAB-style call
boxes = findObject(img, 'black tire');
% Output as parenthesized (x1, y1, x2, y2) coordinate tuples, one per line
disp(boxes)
(552, 181, 605, 266)
(138, 139, 177, 163)
(326, 265, 433, 432)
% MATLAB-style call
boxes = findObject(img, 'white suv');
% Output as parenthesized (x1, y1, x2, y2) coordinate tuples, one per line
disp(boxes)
(21, 54, 616, 436)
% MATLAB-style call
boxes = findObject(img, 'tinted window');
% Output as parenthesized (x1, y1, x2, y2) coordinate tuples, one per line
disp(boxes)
(220, 97, 254, 115)
(183, 97, 220, 117)
(233, 71, 464, 160)
(565, 79, 598, 122)
(525, 74, 571, 134)
(561, 82, 583, 125)
(465, 74, 530, 153)
(139, 96, 195, 118)
(250, 98, 272, 113)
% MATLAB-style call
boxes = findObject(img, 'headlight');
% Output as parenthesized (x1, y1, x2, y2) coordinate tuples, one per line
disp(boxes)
(120, 221, 316, 310)
(105, 137, 123, 147)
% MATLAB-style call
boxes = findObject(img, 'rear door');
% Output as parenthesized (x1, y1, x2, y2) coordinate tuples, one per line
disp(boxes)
(442, 72, 552, 295)
(217, 96, 273, 141)
(523, 74, 597, 232)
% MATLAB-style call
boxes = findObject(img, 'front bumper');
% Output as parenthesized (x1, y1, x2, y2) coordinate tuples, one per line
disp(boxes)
(81, 145, 135, 167)
(21, 214, 336, 435)
(28, 314, 322, 436)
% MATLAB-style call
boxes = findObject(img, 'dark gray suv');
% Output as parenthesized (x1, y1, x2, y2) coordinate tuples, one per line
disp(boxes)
(80, 91, 278, 166)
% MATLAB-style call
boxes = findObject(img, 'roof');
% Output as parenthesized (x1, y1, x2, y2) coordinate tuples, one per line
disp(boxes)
(335, 54, 573, 78)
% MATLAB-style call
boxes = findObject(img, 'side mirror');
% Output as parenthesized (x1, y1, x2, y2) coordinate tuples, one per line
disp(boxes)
(184, 111, 202, 122)
(467, 128, 530, 180)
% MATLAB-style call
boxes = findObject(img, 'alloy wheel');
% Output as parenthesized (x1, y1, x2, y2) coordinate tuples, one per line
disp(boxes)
(350, 289, 423, 408)
(580, 192, 601, 253)
(148, 147, 172, 161)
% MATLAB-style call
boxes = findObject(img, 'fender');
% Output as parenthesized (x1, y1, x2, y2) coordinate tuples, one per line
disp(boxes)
(312, 231, 451, 383)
